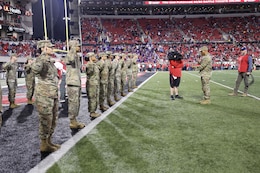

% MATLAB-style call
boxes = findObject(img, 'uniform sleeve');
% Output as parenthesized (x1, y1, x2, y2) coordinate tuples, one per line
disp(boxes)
(198, 57, 210, 72)
(31, 58, 43, 74)
(2, 62, 11, 70)
(86, 62, 94, 75)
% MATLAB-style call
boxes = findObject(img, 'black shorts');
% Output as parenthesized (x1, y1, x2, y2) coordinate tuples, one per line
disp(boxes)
(169, 75, 181, 88)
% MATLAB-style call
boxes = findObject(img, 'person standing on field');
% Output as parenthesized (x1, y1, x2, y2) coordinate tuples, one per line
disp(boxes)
(3, 53, 19, 109)
(31, 40, 60, 153)
(229, 46, 253, 97)
(197, 46, 212, 105)
(24, 56, 35, 104)
(65, 40, 85, 129)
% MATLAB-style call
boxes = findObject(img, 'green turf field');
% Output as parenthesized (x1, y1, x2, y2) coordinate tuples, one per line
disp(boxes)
(47, 70, 260, 173)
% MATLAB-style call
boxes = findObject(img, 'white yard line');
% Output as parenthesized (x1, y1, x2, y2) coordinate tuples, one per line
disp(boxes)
(186, 72, 260, 101)
(27, 72, 157, 173)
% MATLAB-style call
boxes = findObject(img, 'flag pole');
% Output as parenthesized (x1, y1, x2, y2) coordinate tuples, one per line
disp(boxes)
(41, 0, 48, 40)
(64, 0, 69, 51)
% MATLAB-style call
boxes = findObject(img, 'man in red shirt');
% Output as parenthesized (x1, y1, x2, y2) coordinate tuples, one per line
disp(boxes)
(229, 46, 253, 96)
(168, 51, 184, 100)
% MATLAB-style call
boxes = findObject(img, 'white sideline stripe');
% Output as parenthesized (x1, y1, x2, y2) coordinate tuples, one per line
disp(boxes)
(186, 72, 260, 101)
(27, 72, 157, 173)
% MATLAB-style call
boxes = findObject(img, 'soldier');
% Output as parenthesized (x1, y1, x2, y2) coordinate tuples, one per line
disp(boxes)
(2, 53, 19, 109)
(132, 53, 139, 89)
(65, 40, 85, 129)
(106, 51, 116, 107)
(113, 53, 121, 101)
(197, 46, 212, 105)
(86, 52, 101, 118)
(120, 53, 128, 96)
(24, 56, 35, 104)
(31, 40, 60, 152)
(126, 53, 133, 92)
(97, 52, 109, 112)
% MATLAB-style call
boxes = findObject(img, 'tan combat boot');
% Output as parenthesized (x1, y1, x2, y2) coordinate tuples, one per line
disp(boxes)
(100, 105, 109, 112)
(47, 136, 61, 150)
(200, 100, 211, 105)
(128, 89, 133, 92)
(10, 102, 20, 109)
(27, 99, 34, 105)
(114, 96, 120, 101)
(121, 92, 127, 97)
(40, 139, 57, 152)
(228, 92, 237, 96)
(69, 119, 85, 129)
(90, 112, 101, 118)
(108, 100, 115, 107)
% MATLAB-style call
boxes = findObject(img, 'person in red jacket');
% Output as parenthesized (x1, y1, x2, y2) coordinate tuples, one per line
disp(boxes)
(168, 53, 184, 100)
(229, 46, 253, 97)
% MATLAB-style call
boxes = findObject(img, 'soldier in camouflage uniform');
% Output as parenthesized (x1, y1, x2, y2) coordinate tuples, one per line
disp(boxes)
(86, 52, 101, 118)
(31, 40, 60, 152)
(132, 53, 139, 89)
(197, 46, 212, 105)
(120, 53, 128, 96)
(3, 53, 19, 109)
(97, 52, 109, 112)
(65, 40, 85, 129)
(24, 56, 35, 104)
(113, 53, 121, 101)
(126, 53, 133, 92)
(106, 51, 116, 107)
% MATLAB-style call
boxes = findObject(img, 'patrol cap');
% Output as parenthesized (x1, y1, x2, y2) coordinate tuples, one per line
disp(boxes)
(26, 56, 33, 60)
(121, 53, 126, 57)
(128, 53, 133, 57)
(133, 53, 138, 57)
(37, 40, 54, 49)
(241, 46, 247, 51)
(106, 51, 112, 55)
(98, 52, 107, 57)
(10, 53, 18, 57)
(86, 52, 95, 57)
(112, 53, 120, 56)
(199, 46, 208, 52)
(69, 40, 81, 47)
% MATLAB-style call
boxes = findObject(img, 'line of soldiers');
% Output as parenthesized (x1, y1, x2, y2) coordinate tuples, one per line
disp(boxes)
(0, 39, 139, 153)
(85, 50, 139, 118)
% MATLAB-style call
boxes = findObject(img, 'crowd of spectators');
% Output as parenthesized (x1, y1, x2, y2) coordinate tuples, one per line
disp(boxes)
(0, 16, 259, 72)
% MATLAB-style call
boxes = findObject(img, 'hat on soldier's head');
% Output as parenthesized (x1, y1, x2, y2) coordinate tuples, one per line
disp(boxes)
(37, 40, 54, 49)
(69, 40, 81, 47)
(121, 53, 126, 57)
(98, 52, 107, 57)
(26, 56, 33, 60)
(133, 53, 138, 57)
(10, 53, 18, 57)
(86, 52, 95, 57)
(106, 51, 112, 55)
(199, 46, 208, 52)
(128, 53, 133, 57)
(112, 53, 120, 56)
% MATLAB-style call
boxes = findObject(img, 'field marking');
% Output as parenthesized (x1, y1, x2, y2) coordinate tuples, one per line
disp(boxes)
(27, 72, 157, 173)
(186, 72, 260, 101)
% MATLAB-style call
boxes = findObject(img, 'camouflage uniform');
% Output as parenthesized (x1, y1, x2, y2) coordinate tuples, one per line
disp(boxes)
(107, 52, 117, 106)
(198, 46, 212, 102)
(65, 40, 85, 129)
(97, 53, 109, 112)
(120, 54, 127, 96)
(114, 53, 121, 101)
(24, 56, 35, 104)
(2, 54, 18, 108)
(126, 53, 133, 92)
(31, 40, 59, 152)
(86, 52, 100, 118)
(132, 54, 139, 88)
